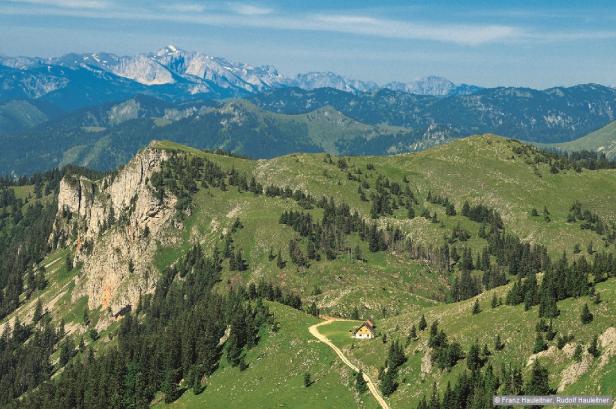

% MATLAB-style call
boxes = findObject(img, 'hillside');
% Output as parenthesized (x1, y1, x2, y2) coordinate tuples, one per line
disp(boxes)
(0, 98, 424, 175)
(551, 121, 616, 159)
(0, 99, 50, 134)
(1, 136, 616, 408)
(249, 85, 616, 143)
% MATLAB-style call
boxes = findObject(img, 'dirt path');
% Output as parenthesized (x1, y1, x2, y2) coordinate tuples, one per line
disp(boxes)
(308, 319, 391, 409)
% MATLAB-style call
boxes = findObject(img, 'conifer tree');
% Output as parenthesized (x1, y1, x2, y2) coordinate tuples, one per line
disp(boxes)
(380, 369, 397, 396)
(355, 370, 368, 393)
(588, 335, 600, 358)
(354, 245, 363, 261)
(580, 303, 593, 324)
(533, 333, 547, 353)
(525, 360, 550, 395)
(408, 325, 417, 342)
(467, 342, 483, 371)
(494, 334, 504, 351)
(83, 305, 90, 325)
(573, 344, 583, 362)
(307, 302, 319, 317)
(33, 299, 43, 323)
(303, 372, 311, 387)
(418, 314, 427, 331)
(161, 369, 179, 403)
(472, 299, 481, 315)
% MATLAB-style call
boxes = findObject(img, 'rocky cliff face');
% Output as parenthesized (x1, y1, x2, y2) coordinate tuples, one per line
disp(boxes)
(51, 143, 179, 314)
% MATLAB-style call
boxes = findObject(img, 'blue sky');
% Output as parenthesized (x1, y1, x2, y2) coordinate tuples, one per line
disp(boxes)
(1, 0, 615, 88)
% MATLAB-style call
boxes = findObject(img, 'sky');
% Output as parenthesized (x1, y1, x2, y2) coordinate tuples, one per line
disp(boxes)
(1, 0, 615, 88)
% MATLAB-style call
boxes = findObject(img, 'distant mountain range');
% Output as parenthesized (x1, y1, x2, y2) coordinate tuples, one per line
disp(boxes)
(2, 45, 616, 175)
(0, 45, 475, 107)
(0, 95, 443, 174)
(3, 87, 616, 175)
(249, 85, 616, 143)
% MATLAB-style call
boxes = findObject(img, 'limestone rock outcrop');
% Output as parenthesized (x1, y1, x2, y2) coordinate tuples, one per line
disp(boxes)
(51, 143, 179, 315)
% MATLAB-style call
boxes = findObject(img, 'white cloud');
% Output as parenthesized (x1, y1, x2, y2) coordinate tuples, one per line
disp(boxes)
(231, 4, 273, 16)
(7, 0, 108, 9)
(159, 3, 206, 14)
(3, 2, 616, 47)
(312, 14, 521, 45)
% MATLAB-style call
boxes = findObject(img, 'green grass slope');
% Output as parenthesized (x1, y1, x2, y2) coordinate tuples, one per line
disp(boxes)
(152, 142, 446, 316)
(155, 302, 376, 409)
(550, 120, 616, 159)
(148, 135, 616, 407)
(257, 135, 616, 256)
(149, 136, 616, 318)
(323, 278, 616, 408)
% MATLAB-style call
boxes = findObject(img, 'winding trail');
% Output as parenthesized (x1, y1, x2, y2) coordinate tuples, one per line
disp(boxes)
(309, 318, 391, 409)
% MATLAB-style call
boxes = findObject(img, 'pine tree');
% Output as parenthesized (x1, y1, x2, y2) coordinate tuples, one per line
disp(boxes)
(58, 338, 73, 366)
(387, 340, 406, 370)
(491, 293, 498, 308)
(525, 360, 550, 395)
(161, 368, 179, 403)
(307, 302, 319, 317)
(65, 254, 73, 271)
(408, 325, 417, 342)
(573, 344, 583, 362)
(467, 342, 483, 371)
(524, 272, 538, 310)
(588, 335, 601, 358)
(33, 299, 43, 323)
(472, 299, 481, 315)
(407, 204, 415, 219)
(234, 249, 247, 271)
(355, 370, 368, 393)
(83, 305, 90, 326)
(418, 314, 427, 331)
(303, 372, 311, 387)
(380, 369, 397, 396)
(580, 303, 593, 324)
(428, 382, 440, 409)
(532, 333, 547, 353)
(354, 245, 363, 261)
(494, 334, 504, 351)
